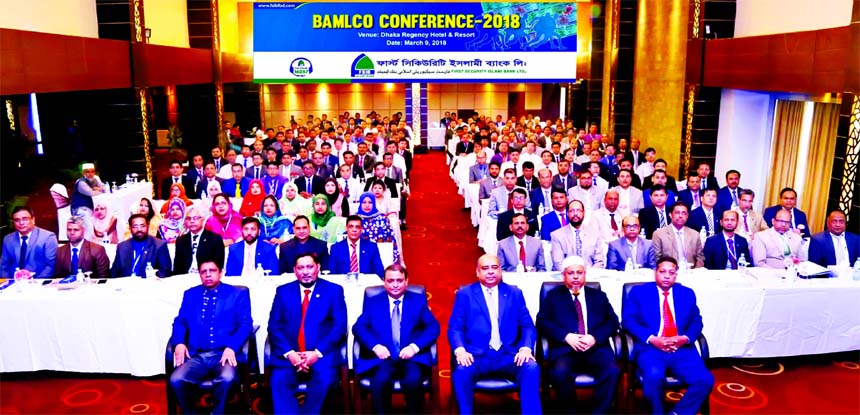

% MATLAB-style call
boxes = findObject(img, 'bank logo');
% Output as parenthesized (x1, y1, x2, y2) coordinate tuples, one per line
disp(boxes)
(351, 54, 375, 78)
(290, 58, 312, 77)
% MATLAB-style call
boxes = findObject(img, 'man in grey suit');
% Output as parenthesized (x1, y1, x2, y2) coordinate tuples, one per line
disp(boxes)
(479, 161, 502, 199)
(750, 209, 803, 268)
(652, 203, 705, 268)
(1, 206, 57, 279)
(551, 200, 605, 271)
(606, 216, 657, 270)
(611, 168, 645, 217)
(498, 213, 546, 271)
(381, 153, 404, 184)
(488, 168, 526, 219)
(567, 170, 606, 212)
(469, 151, 490, 183)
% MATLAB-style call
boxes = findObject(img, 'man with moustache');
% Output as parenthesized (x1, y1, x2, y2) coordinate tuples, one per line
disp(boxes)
(551, 200, 605, 271)
(54, 216, 110, 278)
(173, 206, 225, 275)
(225, 217, 279, 276)
(111, 214, 171, 278)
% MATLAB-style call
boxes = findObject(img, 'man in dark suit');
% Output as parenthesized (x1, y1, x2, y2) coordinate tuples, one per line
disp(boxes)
(607, 216, 658, 270)
(688, 188, 726, 236)
(329, 216, 385, 278)
(717, 169, 743, 211)
(610, 159, 643, 189)
(1, 206, 57, 279)
(353, 264, 440, 413)
(762, 187, 811, 238)
(516, 162, 540, 194)
(278, 216, 329, 273)
(496, 188, 539, 241)
(454, 129, 474, 156)
(173, 206, 225, 275)
(356, 143, 377, 173)
(294, 161, 326, 198)
(221, 163, 251, 198)
(169, 259, 253, 415)
(397, 139, 413, 178)
(161, 159, 196, 200)
(225, 217, 279, 276)
(696, 161, 720, 191)
(497, 213, 546, 271)
(623, 138, 645, 167)
(111, 214, 171, 278)
(622, 257, 714, 415)
(676, 175, 702, 210)
(186, 154, 205, 186)
(703, 210, 752, 270)
(268, 252, 347, 414)
(54, 217, 110, 278)
(807, 210, 860, 267)
(244, 153, 266, 181)
(364, 162, 400, 199)
(537, 256, 620, 413)
(552, 160, 576, 192)
(638, 185, 671, 239)
(529, 168, 555, 213)
(195, 161, 224, 199)
(448, 254, 541, 414)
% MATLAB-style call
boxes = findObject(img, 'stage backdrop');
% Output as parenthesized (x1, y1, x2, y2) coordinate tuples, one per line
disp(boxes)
(253, 1, 577, 83)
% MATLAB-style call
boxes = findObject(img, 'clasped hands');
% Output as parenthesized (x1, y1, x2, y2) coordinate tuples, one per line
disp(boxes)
(565, 333, 596, 352)
(173, 345, 237, 367)
(287, 350, 321, 372)
(649, 335, 689, 353)
(454, 347, 534, 368)
(372, 344, 417, 360)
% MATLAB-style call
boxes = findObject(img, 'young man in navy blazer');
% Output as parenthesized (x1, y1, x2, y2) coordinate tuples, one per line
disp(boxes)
(328, 215, 385, 278)
(537, 256, 620, 413)
(622, 257, 714, 415)
(169, 260, 253, 414)
(703, 211, 752, 270)
(268, 252, 347, 414)
(353, 264, 440, 413)
(448, 254, 541, 414)
(225, 217, 278, 276)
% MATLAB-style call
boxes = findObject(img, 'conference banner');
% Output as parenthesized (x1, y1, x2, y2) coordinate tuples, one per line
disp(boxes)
(253, 2, 578, 83)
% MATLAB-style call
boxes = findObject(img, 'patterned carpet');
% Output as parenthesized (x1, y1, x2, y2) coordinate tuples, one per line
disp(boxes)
(1, 151, 858, 414)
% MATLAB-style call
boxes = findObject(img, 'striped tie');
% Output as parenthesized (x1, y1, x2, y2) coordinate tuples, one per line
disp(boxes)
(349, 242, 359, 273)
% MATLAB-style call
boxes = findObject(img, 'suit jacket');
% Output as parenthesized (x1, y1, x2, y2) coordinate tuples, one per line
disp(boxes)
(643, 189, 676, 209)
(703, 232, 752, 270)
(497, 235, 546, 271)
(496, 209, 539, 241)
(590, 208, 624, 242)
(469, 164, 490, 183)
(268, 279, 347, 367)
(221, 177, 250, 198)
(567, 185, 606, 212)
(612, 186, 645, 216)
(536, 285, 619, 361)
(623, 150, 645, 167)
(187, 167, 205, 185)
(516, 176, 540, 194)
(55, 240, 110, 279)
(762, 206, 811, 238)
(278, 237, 329, 273)
(638, 206, 669, 239)
(1, 227, 58, 279)
(807, 231, 860, 267)
(448, 282, 536, 356)
(244, 165, 266, 180)
(225, 241, 279, 276)
(676, 188, 701, 210)
(487, 185, 526, 219)
(261, 175, 288, 199)
(294, 175, 326, 196)
(550, 225, 605, 271)
(172, 230, 225, 275)
(552, 173, 576, 192)
(363, 176, 400, 198)
(652, 226, 705, 268)
(161, 175, 196, 199)
(170, 283, 253, 355)
(356, 153, 377, 173)
(399, 151, 413, 177)
(622, 282, 703, 356)
(195, 177, 224, 199)
(479, 176, 502, 200)
(699, 176, 720, 192)
(642, 175, 677, 193)
(750, 228, 803, 268)
(328, 239, 385, 278)
(688, 206, 726, 235)
(455, 141, 474, 156)
(529, 187, 555, 212)
(383, 166, 404, 184)
(353, 290, 440, 374)
(733, 208, 769, 237)
(717, 186, 742, 211)
(110, 236, 172, 278)
(607, 237, 657, 270)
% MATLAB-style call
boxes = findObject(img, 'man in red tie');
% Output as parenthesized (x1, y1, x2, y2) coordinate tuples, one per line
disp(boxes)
(267, 252, 347, 414)
(622, 257, 714, 415)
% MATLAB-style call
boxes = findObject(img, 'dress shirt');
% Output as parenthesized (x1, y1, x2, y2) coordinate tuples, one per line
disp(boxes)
(188, 231, 203, 273)
(569, 289, 588, 335)
(627, 239, 638, 265)
(515, 235, 527, 267)
(674, 227, 687, 261)
(482, 285, 502, 350)
(644, 286, 678, 345)
(723, 233, 737, 269)
(242, 241, 257, 276)
(285, 282, 323, 359)
(830, 233, 850, 266)
(387, 295, 420, 354)
(617, 187, 631, 215)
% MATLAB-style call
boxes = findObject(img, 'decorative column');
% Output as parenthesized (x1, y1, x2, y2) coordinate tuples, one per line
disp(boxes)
(212, 0, 226, 150)
(132, 0, 154, 185)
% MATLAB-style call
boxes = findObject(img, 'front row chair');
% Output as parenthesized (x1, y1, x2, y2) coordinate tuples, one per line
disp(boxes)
(352, 284, 439, 413)
(164, 324, 260, 415)
(620, 281, 711, 414)
(535, 281, 625, 412)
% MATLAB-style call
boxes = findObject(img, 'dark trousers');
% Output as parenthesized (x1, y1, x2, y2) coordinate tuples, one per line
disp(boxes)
(169, 350, 236, 415)
(367, 358, 427, 414)
(637, 346, 714, 415)
(451, 348, 542, 415)
(270, 359, 338, 414)
(549, 346, 620, 414)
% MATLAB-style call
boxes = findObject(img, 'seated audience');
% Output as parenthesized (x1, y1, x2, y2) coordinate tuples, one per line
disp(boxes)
(807, 210, 859, 267)
(539, 188, 570, 241)
(309, 194, 346, 244)
(612, 168, 645, 217)
(551, 200, 605, 270)
(161, 159, 196, 200)
(496, 188, 539, 241)
(111, 214, 171, 278)
(733, 189, 768, 239)
(567, 170, 605, 212)
(688, 188, 725, 236)
(239, 179, 266, 218)
(160, 183, 194, 214)
(158, 198, 187, 243)
(91, 200, 119, 244)
(488, 168, 525, 219)
(262, 161, 288, 199)
(221, 163, 250, 198)
(279, 182, 313, 221)
(607, 216, 657, 270)
(323, 177, 349, 217)
(497, 213, 546, 272)
(1, 206, 58, 279)
(358, 191, 401, 265)
(55, 216, 110, 279)
(295, 161, 326, 198)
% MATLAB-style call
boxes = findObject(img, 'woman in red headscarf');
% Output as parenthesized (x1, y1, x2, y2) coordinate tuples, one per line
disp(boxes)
(239, 179, 266, 217)
(159, 183, 193, 214)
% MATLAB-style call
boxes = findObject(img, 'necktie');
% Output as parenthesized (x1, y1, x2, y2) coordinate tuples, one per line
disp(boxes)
(487, 288, 502, 350)
(359, 155, 364, 168)
(834, 235, 848, 265)
(243, 244, 256, 275)
(298, 289, 311, 352)
(575, 229, 582, 256)
(349, 242, 359, 273)
(661, 291, 678, 337)
(173, 177, 179, 184)
(727, 238, 738, 269)
(344, 180, 350, 197)
(780, 234, 791, 256)
(191, 234, 199, 256)
(593, 177, 597, 186)
(507, 192, 513, 210)
(71, 247, 79, 274)
(306, 178, 312, 194)
(492, 178, 497, 187)
(706, 210, 714, 233)
(561, 177, 567, 189)
(659, 210, 667, 227)
(525, 181, 531, 192)
(610, 213, 618, 231)
(235, 182, 241, 197)
(387, 167, 392, 178)
(573, 292, 585, 334)
(561, 213, 568, 227)
(255, 167, 260, 179)
(693, 192, 700, 209)
(743, 213, 750, 233)
(731, 189, 739, 206)
(19, 235, 28, 269)
(392, 299, 402, 353)
(519, 241, 526, 265)
(701, 179, 707, 189)
(676, 230, 687, 261)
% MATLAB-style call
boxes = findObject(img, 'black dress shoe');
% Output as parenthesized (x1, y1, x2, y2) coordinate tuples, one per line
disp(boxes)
(461, 207, 470, 212)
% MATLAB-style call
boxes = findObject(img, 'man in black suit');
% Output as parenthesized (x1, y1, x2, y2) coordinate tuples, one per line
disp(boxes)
(173, 206, 225, 275)
(195, 161, 224, 199)
(610, 159, 643, 189)
(516, 162, 540, 194)
(356, 142, 377, 174)
(454, 127, 473, 156)
(676, 174, 703, 210)
(294, 161, 326, 198)
(161, 159, 196, 200)
(364, 162, 400, 199)
(397, 139, 413, 178)
(186, 154, 205, 185)
(496, 188, 539, 241)
(696, 161, 720, 191)
(638, 185, 671, 239)
(623, 137, 645, 167)
(703, 210, 752, 270)
(536, 255, 620, 413)
(278, 216, 329, 273)
(642, 159, 677, 191)
(111, 214, 172, 278)
(552, 159, 576, 192)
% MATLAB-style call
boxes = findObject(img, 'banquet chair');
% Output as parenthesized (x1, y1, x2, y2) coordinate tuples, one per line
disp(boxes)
(620, 282, 710, 414)
(352, 285, 439, 413)
(50, 183, 71, 242)
(164, 321, 260, 415)
(536, 281, 624, 412)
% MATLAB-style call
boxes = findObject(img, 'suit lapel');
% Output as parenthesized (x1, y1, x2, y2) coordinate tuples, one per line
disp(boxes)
(473, 284, 493, 327)
(498, 284, 510, 327)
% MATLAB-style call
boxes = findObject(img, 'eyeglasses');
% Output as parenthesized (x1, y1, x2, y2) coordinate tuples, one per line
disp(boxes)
(773, 219, 791, 225)
(187, 216, 204, 221)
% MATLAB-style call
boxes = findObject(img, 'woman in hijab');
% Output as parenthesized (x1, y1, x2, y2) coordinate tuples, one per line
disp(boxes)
(279, 181, 312, 221)
(91, 200, 118, 244)
(159, 183, 193, 214)
(257, 195, 293, 245)
(356, 191, 401, 264)
(205, 193, 242, 246)
(158, 198, 186, 243)
(323, 177, 349, 217)
(240, 179, 266, 218)
(309, 194, 345, 244)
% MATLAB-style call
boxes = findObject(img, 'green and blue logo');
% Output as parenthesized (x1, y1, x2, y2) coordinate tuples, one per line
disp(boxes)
(351, 54, 375, 78)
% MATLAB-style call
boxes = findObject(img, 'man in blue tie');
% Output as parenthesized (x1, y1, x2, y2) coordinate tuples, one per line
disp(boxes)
(448, 254, 541, 414)
(1, 206, 57, 279)
(169, 260, 253, 415)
